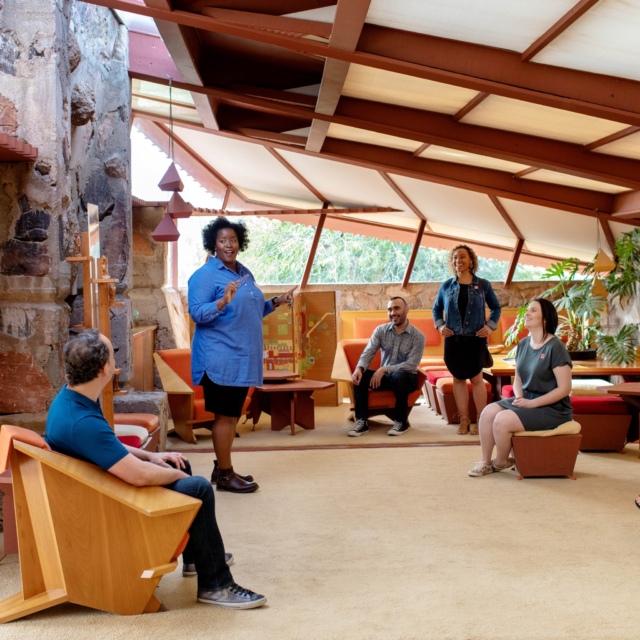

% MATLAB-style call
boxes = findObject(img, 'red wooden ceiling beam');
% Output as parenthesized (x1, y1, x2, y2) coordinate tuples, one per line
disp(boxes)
(89, 0, 640, 125)
(521, 0, 602, 62)
(504, 238, 525, 287)
(131, 71, 640, 189)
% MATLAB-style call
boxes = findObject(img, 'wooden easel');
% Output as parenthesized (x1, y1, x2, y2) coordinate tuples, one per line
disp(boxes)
(66, 228, 125, 427)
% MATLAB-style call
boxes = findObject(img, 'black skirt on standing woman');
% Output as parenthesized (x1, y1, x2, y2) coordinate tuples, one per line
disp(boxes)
(444, 335, 487, 381)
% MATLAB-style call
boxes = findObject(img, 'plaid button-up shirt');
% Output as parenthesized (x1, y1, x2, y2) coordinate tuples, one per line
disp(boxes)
(356, 322, 425, 373)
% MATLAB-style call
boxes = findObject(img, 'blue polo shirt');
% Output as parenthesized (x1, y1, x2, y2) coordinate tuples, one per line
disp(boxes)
(45, 385, 128, 471)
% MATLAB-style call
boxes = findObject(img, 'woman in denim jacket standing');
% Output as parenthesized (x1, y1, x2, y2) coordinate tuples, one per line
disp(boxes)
(432, 245, 501, 435)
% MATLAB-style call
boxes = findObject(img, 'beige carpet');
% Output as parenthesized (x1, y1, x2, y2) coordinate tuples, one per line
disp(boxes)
(2, 443, 640, 639)
(167, 401, 481, 451)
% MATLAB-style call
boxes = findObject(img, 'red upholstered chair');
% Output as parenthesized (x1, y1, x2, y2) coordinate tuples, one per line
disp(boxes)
(341, 339, 426, 423)
(154, 349, 253, 443)
(570, 395, 631, 452)
(425, 370, 451, 414)
(114, 413, 160, 451)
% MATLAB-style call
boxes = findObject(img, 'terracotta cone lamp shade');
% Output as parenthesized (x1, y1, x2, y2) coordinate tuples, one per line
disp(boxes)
(593, 249, 616, 272)
(151, 212, 180, 242)
(158, 162, 184, 192)
(167, 191, 193, 218)
(591, 276, 608, 297)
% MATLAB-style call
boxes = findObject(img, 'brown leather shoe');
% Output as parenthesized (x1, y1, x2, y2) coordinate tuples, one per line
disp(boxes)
(211, 460, 254, 484)
(216, 467, 259, 493)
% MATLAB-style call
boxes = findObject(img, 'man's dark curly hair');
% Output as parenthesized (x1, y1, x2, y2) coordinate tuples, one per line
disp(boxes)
(202, 217, 250, 254)
(64, 329, 110, 386)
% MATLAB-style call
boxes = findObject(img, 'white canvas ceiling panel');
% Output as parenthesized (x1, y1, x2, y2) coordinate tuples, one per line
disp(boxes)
(132, 97, 200, 124)
(278, 149, 418, 218)
(418, 146, 529, 173)
(521, 169, 630, 194)
(231, 189, 321, 211)
(531, 0, 640, 82)
(173, 126, 321, 204)
(366, 0, 578, 53)
(387, 174, 515, 240)
(342, 64, 477, 115)
(609, 220, 638, 242)
(341, 213, 421, 230)
(327, 123, 422, 153)
(426, 222, 516, 248)
(461, 95, 623, 145)
(504, 199, 599, 260)
(596, 131, 640, 161)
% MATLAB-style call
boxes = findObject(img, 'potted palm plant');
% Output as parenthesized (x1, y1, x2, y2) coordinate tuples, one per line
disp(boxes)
(504, 240, 638, 365)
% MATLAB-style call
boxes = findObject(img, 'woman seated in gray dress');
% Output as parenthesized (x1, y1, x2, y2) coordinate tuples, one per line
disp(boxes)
(468, 297, 573, 477)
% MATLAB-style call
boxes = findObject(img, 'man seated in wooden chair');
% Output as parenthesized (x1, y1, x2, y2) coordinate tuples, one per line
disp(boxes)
(349, 296, 426, 437)
(45, 329, 267, 610)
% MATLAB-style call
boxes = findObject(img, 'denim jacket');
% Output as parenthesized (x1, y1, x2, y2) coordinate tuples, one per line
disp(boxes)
(432, 275, 501, 336)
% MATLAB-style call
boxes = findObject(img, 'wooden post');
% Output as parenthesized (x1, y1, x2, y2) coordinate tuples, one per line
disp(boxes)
(300, 212, 327, 291)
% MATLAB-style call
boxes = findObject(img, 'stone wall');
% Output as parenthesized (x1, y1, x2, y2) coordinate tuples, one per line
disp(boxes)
(0, 0, 131, 422)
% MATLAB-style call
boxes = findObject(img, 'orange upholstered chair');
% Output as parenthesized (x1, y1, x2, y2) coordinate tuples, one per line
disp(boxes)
(341, 339, 426, 422)
(154, 349, 253, 443)
(0, 424, 200, 622)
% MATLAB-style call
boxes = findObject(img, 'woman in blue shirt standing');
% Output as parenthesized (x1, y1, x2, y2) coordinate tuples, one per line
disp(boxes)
(189, 217, 294, 493)
(432, 245, 501, 435)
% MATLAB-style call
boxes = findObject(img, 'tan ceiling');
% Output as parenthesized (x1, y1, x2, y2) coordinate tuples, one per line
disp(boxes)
(104, 0, 640, 281)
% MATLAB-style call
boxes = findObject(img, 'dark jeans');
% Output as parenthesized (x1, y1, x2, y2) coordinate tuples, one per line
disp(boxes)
(354, 369, 418, 424)
(165, 460, 233, 590)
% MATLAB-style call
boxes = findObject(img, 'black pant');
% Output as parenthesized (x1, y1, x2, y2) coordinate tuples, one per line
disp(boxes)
(354, 369, 418, 424)
(165, 460, 233, 590)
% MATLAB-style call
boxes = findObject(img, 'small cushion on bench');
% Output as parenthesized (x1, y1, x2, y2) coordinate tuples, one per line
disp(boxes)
(114, 424, 150, 449)
(436, 378, 491, 393)
(426, 370, 451, 385)
(570, 395, 629, 414)
(502, 385, 515, 398)
(513, 420, 582, 437)
(570, 379, 612, 396)
(114, 413, 159, 433)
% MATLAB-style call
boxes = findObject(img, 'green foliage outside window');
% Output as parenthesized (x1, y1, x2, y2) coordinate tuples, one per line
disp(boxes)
(177, 216, 547, 286)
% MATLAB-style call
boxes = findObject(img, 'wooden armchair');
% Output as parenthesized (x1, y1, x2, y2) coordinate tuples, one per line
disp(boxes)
(0, 424, 201, 623)
(334, 339, 426, 422)
(154, 349, 252, 443)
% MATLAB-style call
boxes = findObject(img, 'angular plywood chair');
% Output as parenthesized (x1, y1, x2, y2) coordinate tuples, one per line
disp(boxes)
(337, 339, 426, 423)
(154, 349, 253, 443)
(0, 424, 201, 623)
(154, 349, 211, 444)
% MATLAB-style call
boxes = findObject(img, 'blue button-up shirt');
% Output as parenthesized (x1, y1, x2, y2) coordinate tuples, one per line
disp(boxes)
(432, 275, 501, 336)
(188, 257, 275, 387)
(356, 322, 426, 373)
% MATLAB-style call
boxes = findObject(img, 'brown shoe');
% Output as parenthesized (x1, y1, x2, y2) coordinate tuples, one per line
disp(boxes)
(457, 414, 471, 435)
(211, 460, 254, 484)
(216, 467, 259, 493)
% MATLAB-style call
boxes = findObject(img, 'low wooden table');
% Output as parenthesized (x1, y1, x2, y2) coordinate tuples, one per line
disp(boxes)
(249, 379, 334, 435)
(263, 370, 300, 382)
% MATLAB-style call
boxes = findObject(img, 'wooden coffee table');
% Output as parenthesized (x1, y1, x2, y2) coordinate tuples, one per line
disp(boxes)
(249, 379, 334, 435)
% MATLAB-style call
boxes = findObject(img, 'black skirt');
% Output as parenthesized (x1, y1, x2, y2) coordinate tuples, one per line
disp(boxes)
(200, 373, 249, 418)
(443, 335, 487, 380)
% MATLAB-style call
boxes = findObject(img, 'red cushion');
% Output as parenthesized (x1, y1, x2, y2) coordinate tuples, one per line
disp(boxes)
(502, 385, 515, 398)
(343, 340, 381, 371)
(114, 413, 159, 434)
(570, 395, 629, 414)
(117, 435, 142, 448)
(426, 369, 451, 384)
(193, 399, 215, 421)
(352, 317, 441, 347)
(500, 313, 528, 342)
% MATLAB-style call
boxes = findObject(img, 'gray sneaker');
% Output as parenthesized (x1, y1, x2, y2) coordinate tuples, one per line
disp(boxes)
(197, 581, 267, 609)
(348, 419, 369, 437)
(388, 421, 409, 436)
(183, 552, 234, 576)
